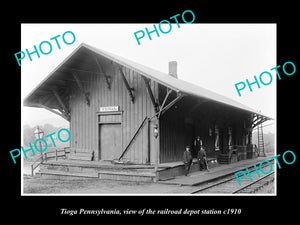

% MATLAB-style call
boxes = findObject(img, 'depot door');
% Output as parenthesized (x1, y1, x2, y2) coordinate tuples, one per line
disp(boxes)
(99, 123, 121, 160)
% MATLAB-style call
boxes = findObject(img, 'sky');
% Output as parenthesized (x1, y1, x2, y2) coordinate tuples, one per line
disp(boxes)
(21, 23, 276, 132)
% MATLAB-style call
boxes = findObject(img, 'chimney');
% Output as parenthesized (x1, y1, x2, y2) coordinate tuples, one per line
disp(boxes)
(168, 61, 177, 78)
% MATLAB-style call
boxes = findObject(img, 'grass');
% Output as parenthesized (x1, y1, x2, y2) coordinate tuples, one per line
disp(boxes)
(22, 176, 178, 194)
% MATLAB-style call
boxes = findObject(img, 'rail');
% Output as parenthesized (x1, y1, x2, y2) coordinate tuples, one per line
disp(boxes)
(31, 155, 44, 176)
(232, 171, 274, 194)
(31, 147, 70, 176)
(191, 159, 274, 194)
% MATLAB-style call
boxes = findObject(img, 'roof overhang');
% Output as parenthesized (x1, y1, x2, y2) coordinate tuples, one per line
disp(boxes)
(23, 43, 273, 123)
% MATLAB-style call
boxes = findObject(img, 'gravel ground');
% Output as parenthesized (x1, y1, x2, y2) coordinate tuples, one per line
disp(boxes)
(255, 181, 275, 194)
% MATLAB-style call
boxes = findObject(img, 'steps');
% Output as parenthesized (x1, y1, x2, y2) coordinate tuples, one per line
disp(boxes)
(36, 158, 221, 182)
(69, 150, 94, 161)
(36, 170, 99, 180)
(98, 170, 156, 182)
(36, 160, 156, 182)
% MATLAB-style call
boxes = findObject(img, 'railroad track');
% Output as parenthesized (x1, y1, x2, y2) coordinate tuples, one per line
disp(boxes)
(191, 161, 275, 194)
(233, 171, 274, 194)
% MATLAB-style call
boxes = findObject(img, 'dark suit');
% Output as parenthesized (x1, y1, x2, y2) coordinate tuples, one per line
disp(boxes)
(183, 150, 193, 176)
(194, 139, 201, 158)
(197, 148, 208, 170)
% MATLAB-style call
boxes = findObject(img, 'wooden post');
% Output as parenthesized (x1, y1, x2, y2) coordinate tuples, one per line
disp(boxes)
(154, 117, 160, 182)
(147, 119, 150, 164)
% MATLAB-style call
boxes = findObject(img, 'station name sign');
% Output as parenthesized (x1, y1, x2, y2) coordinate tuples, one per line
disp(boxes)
(99, 106, 120, 112)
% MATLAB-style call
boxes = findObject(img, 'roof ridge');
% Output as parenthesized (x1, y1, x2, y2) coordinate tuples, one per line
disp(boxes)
(24, 43, 272, 119)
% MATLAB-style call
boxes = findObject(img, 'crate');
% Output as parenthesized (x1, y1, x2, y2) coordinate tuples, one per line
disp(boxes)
(217, 153, 238, 164)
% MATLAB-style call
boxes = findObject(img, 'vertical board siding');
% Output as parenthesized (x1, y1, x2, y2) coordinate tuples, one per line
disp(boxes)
(70, 60, 156, 164)
(159, 99, 252, 163)
(160, 114, 185, 163)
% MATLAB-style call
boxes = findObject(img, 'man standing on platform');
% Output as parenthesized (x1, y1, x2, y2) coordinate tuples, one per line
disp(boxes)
(183, 146, 193, 176)
(194, 136, 202, 158)
(197, 146, 209, 171)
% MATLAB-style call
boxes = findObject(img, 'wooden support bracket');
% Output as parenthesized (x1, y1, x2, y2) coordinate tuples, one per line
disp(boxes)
(52, 89, 69, 115)
(252, 114, 262, 128)
(150, 91, 185, 120)
(119, 66, 135, 103)
(157, 89, 173, 118)
(94, 56, 112, 90)
(71, 71, 90, 106)
(159, 92, 185, 117)
(142, 76, 158, 112)
(252, 117, 269, 129)
(37, 104, 70, 121)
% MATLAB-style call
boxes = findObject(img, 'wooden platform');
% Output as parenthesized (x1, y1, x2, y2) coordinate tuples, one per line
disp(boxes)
(35, 154, 262, 182)
(36, 158, 219, 182)
(158, 157, 270, 186)
(157, 158, 218, 180)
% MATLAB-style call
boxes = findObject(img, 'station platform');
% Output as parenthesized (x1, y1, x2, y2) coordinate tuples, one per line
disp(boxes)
(32, 153, 274, 183)
(158, 156, 272, 186)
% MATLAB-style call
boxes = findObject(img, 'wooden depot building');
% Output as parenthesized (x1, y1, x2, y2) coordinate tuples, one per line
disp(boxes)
(24, 43, 271, 180)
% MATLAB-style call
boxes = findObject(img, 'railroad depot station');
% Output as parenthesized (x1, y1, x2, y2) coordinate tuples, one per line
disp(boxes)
(24, 43, 272, 182)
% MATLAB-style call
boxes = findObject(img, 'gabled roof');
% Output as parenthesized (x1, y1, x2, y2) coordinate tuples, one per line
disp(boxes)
(23, 43, 272, 120)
